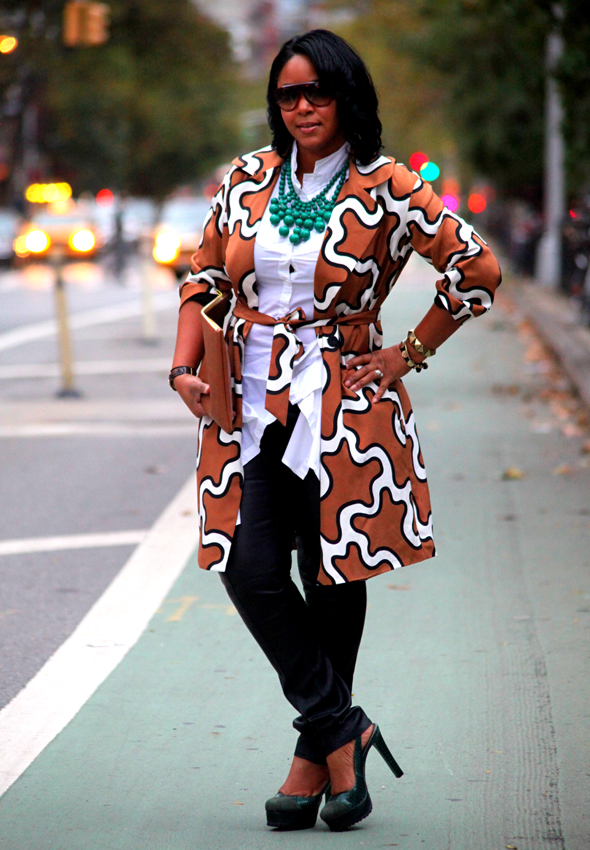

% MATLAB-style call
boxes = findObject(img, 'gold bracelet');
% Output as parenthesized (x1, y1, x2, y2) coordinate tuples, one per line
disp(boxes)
(406, 329, 436, 359)
(399, 340, 428, 372)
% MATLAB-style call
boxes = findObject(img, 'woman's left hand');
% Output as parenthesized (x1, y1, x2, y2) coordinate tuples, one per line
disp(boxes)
(343, 345, 413, 404)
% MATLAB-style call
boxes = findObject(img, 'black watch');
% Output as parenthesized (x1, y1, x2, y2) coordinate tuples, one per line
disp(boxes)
(169, 365, 198, 391)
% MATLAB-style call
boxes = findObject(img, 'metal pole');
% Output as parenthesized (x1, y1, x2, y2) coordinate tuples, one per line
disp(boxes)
(536, 8, 566, 288)
(140, 238, 157, 344)
(53, 251, 81, 398)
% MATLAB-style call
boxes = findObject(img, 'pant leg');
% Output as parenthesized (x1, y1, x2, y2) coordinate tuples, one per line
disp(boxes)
(220, 410, 370, 760)
(291, 466, 368, 763)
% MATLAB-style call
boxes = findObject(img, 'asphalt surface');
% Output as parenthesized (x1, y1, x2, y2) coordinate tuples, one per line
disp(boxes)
(0, 258, 197, 707)
(0, 254, 589, 848)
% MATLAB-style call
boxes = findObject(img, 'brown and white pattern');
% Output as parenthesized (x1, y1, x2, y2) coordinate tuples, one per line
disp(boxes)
(180, 146, 501, 585)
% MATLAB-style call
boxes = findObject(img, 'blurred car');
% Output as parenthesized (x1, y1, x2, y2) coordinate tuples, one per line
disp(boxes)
(152, 197, 211, 277)
(13, 201, 102, 262)
(0, 208, 20, 265)
(123, 197, 157, 245)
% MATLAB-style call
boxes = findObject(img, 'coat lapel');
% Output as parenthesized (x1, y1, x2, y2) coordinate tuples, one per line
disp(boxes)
(224, 148, 283, 305)
(313, 156, 394, 317)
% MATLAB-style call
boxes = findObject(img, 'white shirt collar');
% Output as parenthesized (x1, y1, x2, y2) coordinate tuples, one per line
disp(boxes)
(290, 141, 350, 197)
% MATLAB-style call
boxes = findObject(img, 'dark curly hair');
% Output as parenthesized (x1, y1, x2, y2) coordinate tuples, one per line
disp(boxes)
(266, 29, 383, 166)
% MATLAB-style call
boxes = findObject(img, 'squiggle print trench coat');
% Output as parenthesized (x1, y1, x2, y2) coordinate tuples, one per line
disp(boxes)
(180, 146, 501, 585)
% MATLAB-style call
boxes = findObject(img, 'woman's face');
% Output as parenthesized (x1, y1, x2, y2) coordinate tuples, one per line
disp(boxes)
(276, 54, 345, 160)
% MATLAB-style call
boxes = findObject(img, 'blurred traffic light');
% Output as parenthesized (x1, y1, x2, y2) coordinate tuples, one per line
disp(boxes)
(441, 194, 459, 213)
(0, 35, 18, 53)
(63, 2, 110, 47)
(419, 161, 440, 182)
(96, 188, 114, 207)
(409, 152, 429, 172)
(468, 193, 487, 213)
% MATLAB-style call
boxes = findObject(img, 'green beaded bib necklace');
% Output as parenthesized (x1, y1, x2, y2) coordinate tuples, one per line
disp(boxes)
(269, 158, 348, 245)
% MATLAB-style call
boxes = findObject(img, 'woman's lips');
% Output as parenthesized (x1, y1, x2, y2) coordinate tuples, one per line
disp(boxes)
(297, 122, 320, 134)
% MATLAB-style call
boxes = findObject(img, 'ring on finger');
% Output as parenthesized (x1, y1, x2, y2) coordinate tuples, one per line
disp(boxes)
(374, 368, 384, 379)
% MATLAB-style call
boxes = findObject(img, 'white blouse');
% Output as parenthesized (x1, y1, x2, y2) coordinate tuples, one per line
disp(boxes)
(241, 141, 350, 480)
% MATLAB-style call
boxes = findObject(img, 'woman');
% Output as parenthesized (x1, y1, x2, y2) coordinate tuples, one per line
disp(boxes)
(170, 29, 501, 832)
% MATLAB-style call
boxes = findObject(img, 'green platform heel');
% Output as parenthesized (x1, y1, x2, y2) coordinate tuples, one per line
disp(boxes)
(320, 725, 403, 832)
(265, 783, 331, 831)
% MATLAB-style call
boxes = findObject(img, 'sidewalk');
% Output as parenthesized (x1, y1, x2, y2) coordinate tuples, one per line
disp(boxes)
(0, 257, 589, 849)
(508, 271, 590, 413)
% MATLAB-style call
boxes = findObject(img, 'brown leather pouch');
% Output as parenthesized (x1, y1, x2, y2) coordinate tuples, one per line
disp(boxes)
(199, 292, 234, 434)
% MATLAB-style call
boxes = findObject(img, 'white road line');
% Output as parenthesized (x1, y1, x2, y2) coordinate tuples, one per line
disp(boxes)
(0, 291, 177, 353)
(0, 423, 196, 438)
(0, 358, 171, 380)
(0, 530, 148, 557)
(0, 475, 199, 798)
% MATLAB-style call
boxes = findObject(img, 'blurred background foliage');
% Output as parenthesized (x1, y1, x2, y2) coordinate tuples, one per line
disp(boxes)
(336, 0, 590, 204)
(1, 0, 589, 206)
(1, 0, 239, 199)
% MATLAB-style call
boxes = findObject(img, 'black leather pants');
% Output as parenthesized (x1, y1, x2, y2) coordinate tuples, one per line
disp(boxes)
(220, 406, 371, 765)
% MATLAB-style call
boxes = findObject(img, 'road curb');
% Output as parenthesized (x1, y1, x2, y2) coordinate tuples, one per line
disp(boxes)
(509, 278, 590, 412)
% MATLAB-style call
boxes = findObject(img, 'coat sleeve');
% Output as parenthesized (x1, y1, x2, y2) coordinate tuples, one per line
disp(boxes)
(404, 171, 501, 323)
(178, 167, 235, 308)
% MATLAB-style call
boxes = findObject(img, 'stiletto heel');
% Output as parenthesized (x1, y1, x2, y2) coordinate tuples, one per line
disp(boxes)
(373, 727, 404, 778)
(265, 783, 330, 831)
(320, 725, 403, 832)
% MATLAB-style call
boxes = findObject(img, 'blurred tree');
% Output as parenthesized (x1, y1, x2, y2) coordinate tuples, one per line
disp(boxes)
(337, 1, 454, 176)
(334, 0, 590, 204)
(559, 0, 590, 195)
(0, 0, 239, 200)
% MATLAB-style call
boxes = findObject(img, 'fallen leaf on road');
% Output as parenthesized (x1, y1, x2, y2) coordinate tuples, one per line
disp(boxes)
(553, 464, 574, 475)
(506, 845, 518, 849)
(581, 440, 590, 454)
(234, 801, 243, 805)
(561, 423, 584, 438)
(501, 467, 525, 480)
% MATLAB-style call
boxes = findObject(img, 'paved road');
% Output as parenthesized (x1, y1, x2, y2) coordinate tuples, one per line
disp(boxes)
(0, 260, 196, 707)
(0, 256, 589, 848)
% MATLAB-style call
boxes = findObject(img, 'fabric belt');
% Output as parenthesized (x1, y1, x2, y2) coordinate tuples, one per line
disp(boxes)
(232, 300, 379, 425)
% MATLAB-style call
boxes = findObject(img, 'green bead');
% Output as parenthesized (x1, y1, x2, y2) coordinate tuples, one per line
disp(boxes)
(323, 211, 332, 222)
(304, 218, 314, 230)
(279, 225, 289, 237)
(284, 214, 294, 226)
(300, 228, 310, 240)
(289, 233, 300, 244)
(314, 220, 325, 232)
(270, 214, 281, 225)
(295, 218, 303, 226)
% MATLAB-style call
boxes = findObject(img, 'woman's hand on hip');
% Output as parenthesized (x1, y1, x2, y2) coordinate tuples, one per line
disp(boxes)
(343, 345, 411, 403)
(173, 374, 210, 419)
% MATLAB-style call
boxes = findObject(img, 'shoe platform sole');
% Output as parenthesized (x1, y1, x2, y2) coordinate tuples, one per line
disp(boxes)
(266, 810, 318, 830)
(321, 796, 373, 832)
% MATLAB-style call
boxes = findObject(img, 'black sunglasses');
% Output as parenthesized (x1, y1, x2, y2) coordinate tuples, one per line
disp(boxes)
(273, 81, 335, 112)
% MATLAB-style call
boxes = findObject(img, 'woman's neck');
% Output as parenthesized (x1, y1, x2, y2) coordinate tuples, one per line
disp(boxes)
(295, 138, 346, 183)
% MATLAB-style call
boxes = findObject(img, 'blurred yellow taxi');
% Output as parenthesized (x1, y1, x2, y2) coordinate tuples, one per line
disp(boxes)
(152, 197, 211, 277)
(14, 201, 100, 261)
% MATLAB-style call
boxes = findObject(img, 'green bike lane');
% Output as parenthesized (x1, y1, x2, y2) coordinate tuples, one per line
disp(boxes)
(1, 267, 589, 849)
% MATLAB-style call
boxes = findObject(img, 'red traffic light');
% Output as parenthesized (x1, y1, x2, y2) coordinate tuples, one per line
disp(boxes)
(409, 151, 429, 172)
(96, 188, 114, 207)
(468, 193, 487, 214)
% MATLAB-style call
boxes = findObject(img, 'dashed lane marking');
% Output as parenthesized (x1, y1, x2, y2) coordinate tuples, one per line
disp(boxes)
(0, 476, 199, 798)
(0, 530, 148, 557)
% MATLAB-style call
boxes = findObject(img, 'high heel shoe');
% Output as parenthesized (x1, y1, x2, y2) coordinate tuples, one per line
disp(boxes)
(265, 783, 331, 831)
(320, 725, 403, 832)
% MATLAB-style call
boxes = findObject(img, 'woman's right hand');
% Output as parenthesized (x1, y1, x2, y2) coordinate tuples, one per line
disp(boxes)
(173, 373, 210, 419)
